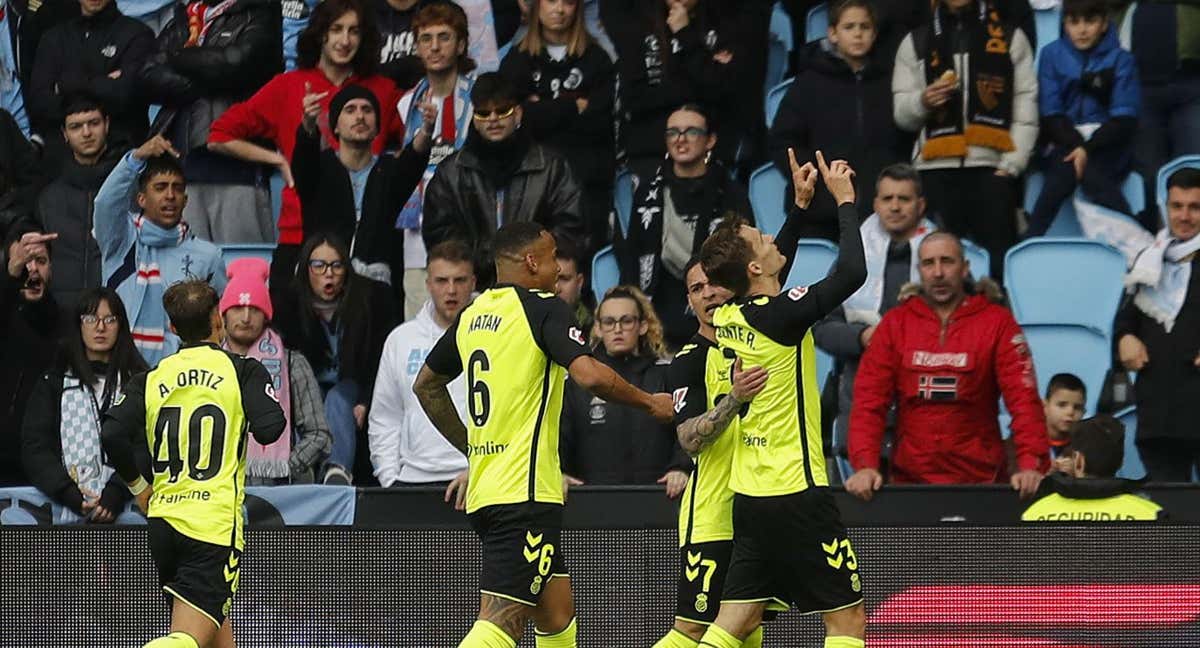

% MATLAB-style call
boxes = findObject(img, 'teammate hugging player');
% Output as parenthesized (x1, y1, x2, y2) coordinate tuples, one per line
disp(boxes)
(102, 280, 286, 648)
(684, 151, 869, 648)
(414, 222, 675, 648)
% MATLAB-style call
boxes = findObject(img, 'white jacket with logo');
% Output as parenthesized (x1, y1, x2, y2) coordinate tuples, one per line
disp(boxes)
(369, 300, 469, 485)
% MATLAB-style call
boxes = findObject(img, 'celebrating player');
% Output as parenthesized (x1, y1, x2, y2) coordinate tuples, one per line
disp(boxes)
(688, 150, 869, 648)
(101, 280, 287, 648)
(414, 222, 674, 648)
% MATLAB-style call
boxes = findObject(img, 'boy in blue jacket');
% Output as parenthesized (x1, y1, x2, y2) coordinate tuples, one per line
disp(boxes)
(1028, 0, 1140, 237)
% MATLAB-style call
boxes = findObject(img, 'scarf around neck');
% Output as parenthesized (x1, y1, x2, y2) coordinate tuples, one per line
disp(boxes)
(842, 214, 936, 324)
(225, 328, 293, 478)
(628, 162, 727, 293)
(60, 368, 117, 498)
(126, 215, 189, 362)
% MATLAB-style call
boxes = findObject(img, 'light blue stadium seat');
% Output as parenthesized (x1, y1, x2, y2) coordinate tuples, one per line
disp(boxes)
(806, 2, 828, 42)
(784, 239, 838, 394)
(220, 243, 275, 265)
(766, 2, 793, 91)
(1033, 7, 1061, 63)
(613, 169, 633, 236)
(1114, 406, 1146, 480)
(1004, 238, 1126, 335)
(1023, 171, 1145, 238)
(765, 78, 794, 129)
(591, 244, 619, 303)
(1155, 154, 1200, 218)
(962, 238, 990, 280)
(1021, 324, 1109, 415)
(749, 163, 788, 237)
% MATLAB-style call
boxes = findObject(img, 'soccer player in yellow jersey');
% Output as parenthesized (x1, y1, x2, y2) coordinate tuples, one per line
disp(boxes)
(414, 222, 675, 648)
(686, 151, 869, 648)
(101, 280, 286, 648)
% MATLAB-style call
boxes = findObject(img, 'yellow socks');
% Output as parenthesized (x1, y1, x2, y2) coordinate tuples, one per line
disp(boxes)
(143, 632, 199, 648)
(459, 620, 518, 648)
(824, 637, 865, 648)
(741, 626, 763, 648)
(697, 624, 741, 648)
(652, 627, 700, 647)
(534, 616, 578, 648)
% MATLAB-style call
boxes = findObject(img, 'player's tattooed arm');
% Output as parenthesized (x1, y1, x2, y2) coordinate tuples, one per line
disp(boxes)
(479, 593, 531, 641)
(413, 365, 469, 456)
(678, 358, 770, 455)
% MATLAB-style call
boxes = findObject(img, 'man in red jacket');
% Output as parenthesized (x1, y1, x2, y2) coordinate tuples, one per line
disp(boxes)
(845, 232, 1048, 500)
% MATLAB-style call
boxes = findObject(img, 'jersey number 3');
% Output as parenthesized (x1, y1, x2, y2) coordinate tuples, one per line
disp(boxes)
(152, 404, 228, 483)
(467, 349, 492, 427)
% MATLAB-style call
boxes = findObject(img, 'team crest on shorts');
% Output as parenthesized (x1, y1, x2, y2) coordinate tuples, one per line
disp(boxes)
(694, 593, 709, 613)
(531, 575, 543, 595)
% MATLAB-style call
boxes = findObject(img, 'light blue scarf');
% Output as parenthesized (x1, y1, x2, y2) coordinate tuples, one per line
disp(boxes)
(119, 216, 188, 358)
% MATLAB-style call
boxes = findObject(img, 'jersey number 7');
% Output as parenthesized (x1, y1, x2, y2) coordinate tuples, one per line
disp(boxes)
(152, 404, 228, 483)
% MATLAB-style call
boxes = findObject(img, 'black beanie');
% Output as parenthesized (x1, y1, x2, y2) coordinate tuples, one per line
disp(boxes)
(329, 84, 381, 132)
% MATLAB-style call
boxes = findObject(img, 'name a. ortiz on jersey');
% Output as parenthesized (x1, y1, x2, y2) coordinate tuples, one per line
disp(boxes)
(468, 314, 503, 333)
(466, 441, 508, 457)
(156, 369, 226, 397)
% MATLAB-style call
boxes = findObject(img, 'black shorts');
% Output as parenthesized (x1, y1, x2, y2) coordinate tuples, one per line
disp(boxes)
(675, 540, 733, 624)
(147, 518, 241, 628)
(468, 502, 568, 606)
(722, 488, 863, 614)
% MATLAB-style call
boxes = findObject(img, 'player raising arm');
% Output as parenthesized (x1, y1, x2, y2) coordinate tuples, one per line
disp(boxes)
(101, 280, 286, 648)
(413, 222, 674, 648)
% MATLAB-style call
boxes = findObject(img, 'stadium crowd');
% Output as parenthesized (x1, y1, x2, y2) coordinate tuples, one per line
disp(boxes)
(1, 0, 1198, 520)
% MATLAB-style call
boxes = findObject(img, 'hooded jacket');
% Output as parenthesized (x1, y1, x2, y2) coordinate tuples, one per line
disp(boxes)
(37, 146, 123, 310)
(770, 39, 910, 236)
(1038, 24, 1139, 152)
(368, 300, 469, 486)
(849, 283, 1049, 484)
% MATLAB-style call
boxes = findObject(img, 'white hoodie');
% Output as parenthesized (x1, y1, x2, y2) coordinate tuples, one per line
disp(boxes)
(369, 300, 469, 485)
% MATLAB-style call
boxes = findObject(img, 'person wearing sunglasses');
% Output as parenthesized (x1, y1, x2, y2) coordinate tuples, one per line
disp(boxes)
(618, 103, 752, 349)
(272, 232, 398, 485)
(423, 72, 585, 288)
(22, 287, 147, 523)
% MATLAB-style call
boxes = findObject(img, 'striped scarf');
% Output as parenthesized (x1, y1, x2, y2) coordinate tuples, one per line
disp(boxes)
(124, 216, 189, 364)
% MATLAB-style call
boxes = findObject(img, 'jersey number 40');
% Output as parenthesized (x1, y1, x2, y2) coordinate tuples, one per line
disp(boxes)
(152, 404, 229, 483)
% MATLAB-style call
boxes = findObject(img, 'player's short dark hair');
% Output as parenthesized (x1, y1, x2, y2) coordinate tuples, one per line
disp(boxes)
(427, 239, 474, 269)
(554, 235, 585, 274)
(493, 222, 547, 258)
(700, 216, 753, 297)
(877, 163, 923, 196)
(1046, 373, 1087, 399)
(1167, 167, 1200, 192)
(1062, 0, 1108, 20)
(138, 154, 186, 191)
(471, 72, 520, 108)
(61, 91, 107, 125)
(830, 0, 876, 27)
(1068, 415, 1125, 478)
(683, 256, 703, 280)
(163, 280, 219, 343)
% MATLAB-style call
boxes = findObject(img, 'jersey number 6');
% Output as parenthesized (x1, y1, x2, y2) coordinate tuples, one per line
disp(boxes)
(152, 404, 228, 483)
(467, 349, 492, 427)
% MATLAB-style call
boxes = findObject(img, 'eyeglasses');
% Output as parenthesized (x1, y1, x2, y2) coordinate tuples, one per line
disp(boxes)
(473, 106, 517, 122)
(81, 314, 119, 327)
(417, 31, 455, 46)
(597, 315, 640, 331)
(308, 259, 347, 275)
(665, 127, 708, 141)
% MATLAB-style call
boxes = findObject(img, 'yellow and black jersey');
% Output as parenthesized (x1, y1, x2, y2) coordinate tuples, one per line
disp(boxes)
(1022, 492, 1164, 521)
(668, 335, 737, 546)
(425, 284, 591, 514)
(102, 343, 286, 550)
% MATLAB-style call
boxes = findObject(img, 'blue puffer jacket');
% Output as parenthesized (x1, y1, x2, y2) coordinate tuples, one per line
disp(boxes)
(1038, 25, 1140, 125)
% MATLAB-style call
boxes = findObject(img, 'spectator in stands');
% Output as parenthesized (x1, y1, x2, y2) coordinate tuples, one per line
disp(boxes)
(38, 94, 123, 310)
(422, 71, 584, 288)
(92, 135, 227, 365)
(21, 287, 145, 520)
(0, 10, 31, 137)
(846, 232, 1049, 499)
(560, 285, 692, 493)
(221, 258, 332, 485)
(1043, 372, 1085, 460)
(395, 2, 476, 318)
(1116, 168, 1200, 482)
(376, 0, 434, 89)
(618, 103, 752, 348)
(892, 0, 1038, 279)
(555, 236, 593, 332)
(600, 0, 773, 171)
(769, 0, 910, 241)
(1126, 0, 1200, 211)
(0, 108, 41, 240)
(1022, 415, 1163, 521)
(291, 83, 432, 308)
(4, 0, 77, 132)
(28, 0, 153, 167)
(499, 0, 615, 250)
(1027, 0, 1140, 238)
(368, 240, 474, 487)
(136, 0, 283, 244)
(273, 232, 397, 485)
(209, 0, 405, 284)
(814, 164, 935, 455)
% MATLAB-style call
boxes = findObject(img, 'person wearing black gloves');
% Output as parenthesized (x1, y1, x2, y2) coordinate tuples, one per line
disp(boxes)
(22, 287, 146, 522)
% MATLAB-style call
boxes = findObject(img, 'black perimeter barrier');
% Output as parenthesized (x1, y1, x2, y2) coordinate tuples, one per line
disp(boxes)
(5, 485, 1200, 647)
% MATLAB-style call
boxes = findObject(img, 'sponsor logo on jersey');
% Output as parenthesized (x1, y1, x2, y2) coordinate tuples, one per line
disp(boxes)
(569, 327, 586, 346)
(264, 383, 279, 402)
(787, 286, 809, 301)
(672, 387, 689, 414)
